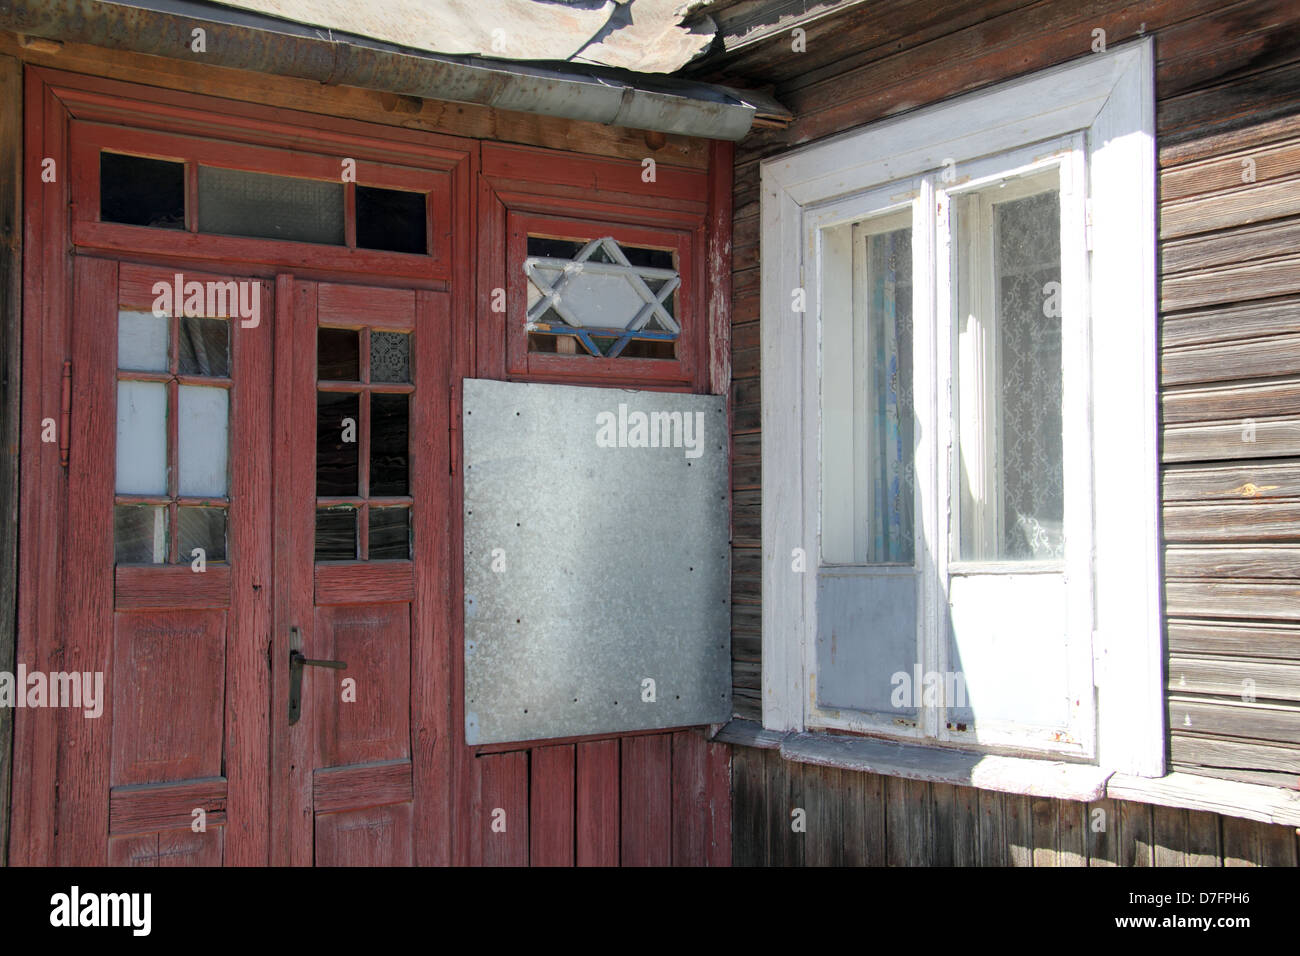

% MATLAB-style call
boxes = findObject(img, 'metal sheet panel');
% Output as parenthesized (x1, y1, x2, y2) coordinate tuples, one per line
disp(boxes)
(463, 378, 730, 745)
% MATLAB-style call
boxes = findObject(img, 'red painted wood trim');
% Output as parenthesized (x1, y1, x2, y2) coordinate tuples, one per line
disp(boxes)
(704, 735, 732, 867)
(11, 73, 68, 865)
(225, 275, 274, 865)
(529, 744, 575, 866)
(411, 290, 453, 865)
(313, 562, 415, 605)
(482, 143, 707, 203)
(312, 759, 413, 814)
(620, 734, 672, 866)
(671, 730, 708, 866)
(318, 284, 417, 329)
(575, 738, 619, 867)
(56, 255, 118, 865)
(114, 565, 231, 609)
(109, 777, 228, 836)
(706, 139, 734, 399)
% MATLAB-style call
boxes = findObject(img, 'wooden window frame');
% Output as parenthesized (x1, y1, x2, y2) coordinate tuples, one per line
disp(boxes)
(478, 143, 716, 392)
(760, 40, 1162, 780)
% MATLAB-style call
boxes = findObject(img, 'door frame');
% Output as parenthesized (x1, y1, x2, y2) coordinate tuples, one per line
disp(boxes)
(13, 66, 476, 865)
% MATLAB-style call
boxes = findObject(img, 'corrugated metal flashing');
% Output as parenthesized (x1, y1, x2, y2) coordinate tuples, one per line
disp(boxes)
(0, 0, 788, 139)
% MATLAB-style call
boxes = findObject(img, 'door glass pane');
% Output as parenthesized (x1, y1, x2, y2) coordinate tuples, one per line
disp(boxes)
(115, 505, 167, 564)
(820, 212, 914, 565)
(179, 506, 227, 562)
(316, 392, 360, 496)
(118, 310, 169, 372)
(370, 394, 409, 496)
(197, 166, 344, 245)
(315, 507, 357, 561)
(370, 332, 410, 383)
(116, 380, 168, 495)
(369, 507, 410, 559)
(318, 328, 360, 381)
(178, 385, 230, 497)
(179, 316, 231, 377)
(954, 174, 1063, 561)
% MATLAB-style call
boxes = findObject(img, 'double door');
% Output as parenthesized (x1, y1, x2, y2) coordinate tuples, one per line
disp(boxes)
(58, 257, 450, 865)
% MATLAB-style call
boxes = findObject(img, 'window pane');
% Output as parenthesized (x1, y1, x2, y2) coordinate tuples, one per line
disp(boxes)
(198, 166, 344, 245)
(862, 227, 915, 564)
(100, 153, 185, 229)
(179, 507, 227, 562)
(118, 310, 169, 372)
(356, 186, 427, 254)
(317, 328, 359, 381)
(368, 507, 410, 559)
(115, 505, 168, 564)
(820, 214, 914, 565)
(370, 331, 410, 383)
(116, 380, 168, 495)
(315, 507, 356, 561)
(954, 177, 1063, 561)
(179, 316, 230, 377)
(370, 394, 409, 496)
(316, 392, 359, 496)
(178, 385, 229, 497)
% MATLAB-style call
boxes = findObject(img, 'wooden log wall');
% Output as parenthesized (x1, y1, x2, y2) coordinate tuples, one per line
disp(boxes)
(733, 748, 1300, 865)
(692, 0, 1300, 860)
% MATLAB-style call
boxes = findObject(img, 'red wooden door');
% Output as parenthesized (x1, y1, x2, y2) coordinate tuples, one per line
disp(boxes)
(271, 280, 450, 866)
(59, 260, 449, 865)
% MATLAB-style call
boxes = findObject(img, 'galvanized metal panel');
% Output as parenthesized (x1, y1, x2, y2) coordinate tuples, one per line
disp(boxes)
(463, 378, 730, 745)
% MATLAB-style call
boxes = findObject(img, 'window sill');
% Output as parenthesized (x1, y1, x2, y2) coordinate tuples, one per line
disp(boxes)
(714, 719, 1300, 825)
(713, 719, 1110, 802)
(1107, 771, 1300, 828)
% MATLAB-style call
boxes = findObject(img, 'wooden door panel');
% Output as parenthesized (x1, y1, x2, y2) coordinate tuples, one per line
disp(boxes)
(110, 609, 227, 786)
(315, 804, 414, 867)
(314, 603, 411, 766)
(108, 828, 225, 867)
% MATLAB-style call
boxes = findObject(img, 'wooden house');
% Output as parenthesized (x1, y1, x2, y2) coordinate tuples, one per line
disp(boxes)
(1, 0, 1298, 867)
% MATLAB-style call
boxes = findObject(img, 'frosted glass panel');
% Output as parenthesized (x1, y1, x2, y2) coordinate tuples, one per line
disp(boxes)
(118, 310, 169, 372)
(178, 385, 229, 496)
(116, 380, 167, 495)
(198, 166, 344, 245)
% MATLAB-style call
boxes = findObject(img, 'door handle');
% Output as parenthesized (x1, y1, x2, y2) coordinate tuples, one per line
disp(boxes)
(288, 632, 347, 726)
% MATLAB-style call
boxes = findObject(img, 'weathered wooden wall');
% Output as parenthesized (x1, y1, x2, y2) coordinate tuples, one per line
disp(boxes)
(698, 0, 1300, 785)
(732, 747, 1300, 865)
(0, 52, 21, 868)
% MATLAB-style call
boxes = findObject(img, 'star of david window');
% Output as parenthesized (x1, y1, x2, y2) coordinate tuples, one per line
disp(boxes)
(524, 236, 681, 360)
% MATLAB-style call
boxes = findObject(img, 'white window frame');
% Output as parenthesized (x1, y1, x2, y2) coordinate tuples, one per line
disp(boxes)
(760, 40, 1163, 777)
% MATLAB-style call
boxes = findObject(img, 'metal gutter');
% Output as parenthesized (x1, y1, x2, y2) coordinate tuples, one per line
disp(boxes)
(0, 0, 768, 140)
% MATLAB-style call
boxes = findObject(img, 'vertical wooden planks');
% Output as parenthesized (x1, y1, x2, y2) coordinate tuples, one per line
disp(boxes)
(730, 745, 767, 866)
(804, 765, 844, 866)
(766, 747, 804, 866)
(1086, 799, 1119, 866)
(620, 734, 672, 866)
(1184, 808, 1222, 867)
(977, 789, 1008, 866)
(479, 751, 529, 866)
(1004, 794, 1033, 867)
(530, 744, 575, 867)
(1031, 797, 1060, 867)
(704, 736, 732, 866)
(1119, 800, 1156, 867)
(0, 52, 20, 867)
(951, 784, 981, 866)
(885, 775, 910, 866)
(1153, 804, 1188, 865)
(575, 738, 619, 866)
